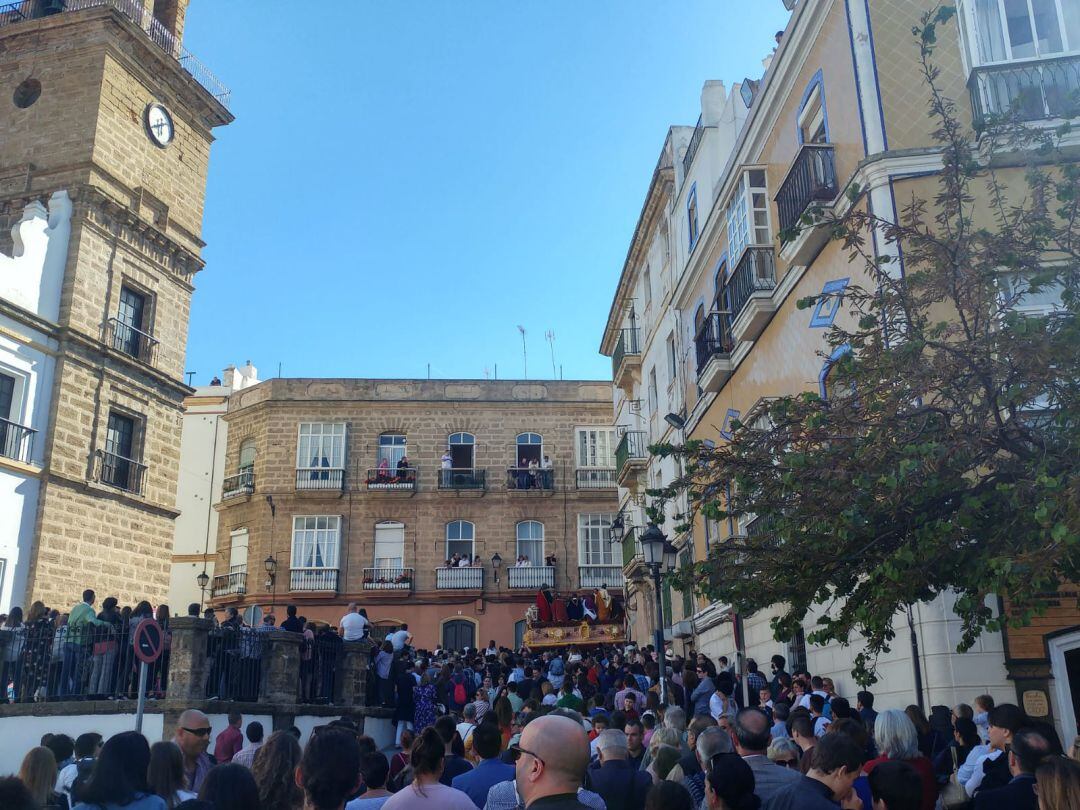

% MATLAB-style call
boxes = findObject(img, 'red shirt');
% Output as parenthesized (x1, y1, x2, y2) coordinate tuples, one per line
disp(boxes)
(213, 724, 244, 763)
(864, 755, 938, 810)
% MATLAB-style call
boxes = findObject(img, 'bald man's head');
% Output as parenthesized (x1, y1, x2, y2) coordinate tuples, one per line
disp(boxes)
(515, 714, 589, 804)
(174, 709, 211, 759)
(734, 708, 771, 754)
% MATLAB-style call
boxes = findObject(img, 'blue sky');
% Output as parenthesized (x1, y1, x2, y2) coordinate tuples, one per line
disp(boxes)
(183, 2, 791, 384)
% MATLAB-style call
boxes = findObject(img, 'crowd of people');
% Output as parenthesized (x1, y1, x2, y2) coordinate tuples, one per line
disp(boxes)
(6, 631, 1080, 810)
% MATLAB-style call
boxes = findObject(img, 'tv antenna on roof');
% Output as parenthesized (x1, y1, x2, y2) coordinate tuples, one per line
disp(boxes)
(517, 325, 527, 379)
(545, 330, 557, 378)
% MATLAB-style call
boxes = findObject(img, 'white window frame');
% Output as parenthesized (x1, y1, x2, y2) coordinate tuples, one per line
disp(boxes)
(296, 423, 346, 470)
(798, 85, 827, 144)
(516, 520, 545, 561)
(374, 520, 405, 569)
(446, 520, 475, 561)
(998, 269, 1065, 316)
(642, 265, 653, 310)
(0, 363, 30, 427)
(578, 513, 616, 566)
(687, 184, 700, 249)
(647, 367, 658, 414)
(725, 170, 771, 267)
(958, 0, 1080, 70)
(377, 433, 407, 468)
(575, 427, 616, 468)
(291, 515, 341, 571)
(666, 332, 677, 384)
(228, 529, 249, 573)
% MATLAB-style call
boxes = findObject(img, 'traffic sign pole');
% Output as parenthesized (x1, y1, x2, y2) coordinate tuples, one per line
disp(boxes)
(135, 661, 149, 733)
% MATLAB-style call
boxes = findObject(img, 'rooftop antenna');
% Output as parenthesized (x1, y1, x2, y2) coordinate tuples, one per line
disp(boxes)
(277, 361, 282, 378)
(545, 330, 557, 378)
(185, 371, 196, 386)
(484, 367, 491, 380)
(427, 363, 431, 380)
(517, 325, 527, 379)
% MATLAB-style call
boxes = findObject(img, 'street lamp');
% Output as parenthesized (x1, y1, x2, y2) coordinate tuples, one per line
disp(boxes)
(264, 555, 278, 610)
(609, 514, 626, 544)
(196, 570, 210, 609)
(491, 552, 502, 584)
(639, 522, 674, 705)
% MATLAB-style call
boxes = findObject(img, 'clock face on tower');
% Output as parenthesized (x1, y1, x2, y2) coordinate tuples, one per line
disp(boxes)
(145, 102, 174, 147)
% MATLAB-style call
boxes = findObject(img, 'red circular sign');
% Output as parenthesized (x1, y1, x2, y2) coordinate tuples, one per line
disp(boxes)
(133, 619, 164, 664)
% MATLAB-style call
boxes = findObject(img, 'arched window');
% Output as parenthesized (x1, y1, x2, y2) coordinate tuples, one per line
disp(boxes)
(516, 521, 544, 563)
(515, 432, 543, 466)
(377, 433, 407, 467)
(819, 344, 853, 401)
(238, 438, 256, 472)
(448, 432, 475, 469)
(713, 257, 728, 311)
(446, 520, 475, 561)
(693, 304, 706, 337)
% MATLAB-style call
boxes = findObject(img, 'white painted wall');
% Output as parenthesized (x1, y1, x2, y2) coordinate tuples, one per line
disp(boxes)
(0, 713, 165, 776)
(0, 191, 71, 323)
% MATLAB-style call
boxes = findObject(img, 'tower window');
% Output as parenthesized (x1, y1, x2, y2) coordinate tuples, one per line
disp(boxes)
(13, 79, 41, 109)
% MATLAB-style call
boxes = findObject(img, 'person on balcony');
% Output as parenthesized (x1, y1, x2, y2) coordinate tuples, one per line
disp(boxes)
(516, 457, 532, 489)
(472, 556, 484, 567)
(376, 457, 391, 483)
(397, 455, 411, 482)
(441, 451, 453, 486)
(528, 458, 541, 488)
(541, 454, 554, 488)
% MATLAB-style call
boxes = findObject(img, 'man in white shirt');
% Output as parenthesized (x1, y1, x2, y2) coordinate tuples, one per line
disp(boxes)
(56, 732, 102, 801)
(457, 703, 479, 748)
(339, 603, 369, 642)
(389, 623, 412, 652)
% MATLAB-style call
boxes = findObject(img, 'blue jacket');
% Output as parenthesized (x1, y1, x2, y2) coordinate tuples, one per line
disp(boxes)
(586, 759, 652, 810)
(451, 757, 515, 809)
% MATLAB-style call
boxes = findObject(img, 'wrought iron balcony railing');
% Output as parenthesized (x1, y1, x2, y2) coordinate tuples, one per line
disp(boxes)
(436, 566, 484, 589)
(727, 246, 777, 324)
(579, 565, 623, 589)
(507, 565, 555, 590)
(575, 468, 617, 489)
(295, 467, 345, 491)
(222, 469, 254, 499)
(212, 569, 247, 597)
(0, 417, 35, 464)
(682, 114, 704, 177)
(362, 567, 413, 591)
(775, 144, 838, 234)
(107, 317, 159, 365)
(694, 311, 735, 374)
(615, 430, 648, 478)
(438, 468, 486, 490)
(290, 567, 339, 592)
(96, 450, 146, 494)
(366, 466, 417, 491)
(968, 55, 1080, 132)
(506, 467, 554, 491)
(612, 328, 641, 377)
(0, 0, 234, 108)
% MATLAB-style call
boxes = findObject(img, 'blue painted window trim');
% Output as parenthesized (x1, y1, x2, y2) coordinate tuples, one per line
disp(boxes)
(720, 408, 741, 441)
(809, 277, 850, 328)
(796, 69, 830, 145)
(713, 253, 728, 302)
(819, 344, 852, 400)
(687, 183, 699, 250)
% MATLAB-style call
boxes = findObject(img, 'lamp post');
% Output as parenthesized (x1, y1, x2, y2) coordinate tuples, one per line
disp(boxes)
(196, 570, 210, 610)
(639, 522, 676, 706)
(265, 554, 278, 610)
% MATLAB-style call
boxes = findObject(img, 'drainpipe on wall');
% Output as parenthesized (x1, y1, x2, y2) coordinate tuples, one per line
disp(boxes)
(907, 603, 925, 712)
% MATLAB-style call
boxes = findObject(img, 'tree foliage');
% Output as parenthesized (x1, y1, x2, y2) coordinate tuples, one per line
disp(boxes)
(655, 6, 1080, 685)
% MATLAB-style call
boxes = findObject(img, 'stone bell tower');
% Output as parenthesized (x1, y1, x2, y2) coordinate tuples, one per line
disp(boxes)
(0, 0, 233, 608)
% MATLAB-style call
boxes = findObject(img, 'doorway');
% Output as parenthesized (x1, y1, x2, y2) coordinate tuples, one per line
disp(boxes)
(442, 619, 475, 652)
(1049, 628, 1080, 746)
(449, 433, 475, 469)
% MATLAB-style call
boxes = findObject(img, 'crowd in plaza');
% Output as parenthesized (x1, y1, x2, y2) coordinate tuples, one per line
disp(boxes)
(3, 601, 1080, 810)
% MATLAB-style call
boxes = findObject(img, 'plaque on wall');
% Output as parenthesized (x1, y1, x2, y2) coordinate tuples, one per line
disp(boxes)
(1022, 689, 1049, 717)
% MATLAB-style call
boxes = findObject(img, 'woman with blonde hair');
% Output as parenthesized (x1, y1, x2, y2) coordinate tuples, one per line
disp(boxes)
(641, 726, 681, 772)
(18, 746, 66, 810)
(1035, 755, 1080, 810)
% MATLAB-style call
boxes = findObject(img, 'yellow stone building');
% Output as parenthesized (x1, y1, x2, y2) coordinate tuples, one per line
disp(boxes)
(602, 0, 1080, 739)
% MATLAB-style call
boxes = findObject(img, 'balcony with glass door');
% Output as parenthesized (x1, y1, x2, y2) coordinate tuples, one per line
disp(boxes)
(0, 417, 35, 465)
(290, 567, 339, 592)
(222, 469, 255, 500)
(575, 467, 616, 489)
(727, 246, 778, 343)
(615, 430, 648, 489)
(438, 468, 486, 491)
(436, 566, 484, 590)
(694, 312, 736, 392)
(578, 565, 624, 590)
(507, 565, 555, 590)
(776, 144, 838, 265)
(213, 567, 247, 598)
(612, 327, 642, 392)
(362, 567, 413, 592)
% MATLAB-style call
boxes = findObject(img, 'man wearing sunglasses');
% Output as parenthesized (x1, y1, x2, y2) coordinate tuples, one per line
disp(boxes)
(511, 714, 591, 809)
(173, 709, 214, 793)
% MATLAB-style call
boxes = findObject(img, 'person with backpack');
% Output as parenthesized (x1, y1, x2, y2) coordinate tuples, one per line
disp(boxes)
(450, 666, 469, 713)
(57, 733, 102, 805)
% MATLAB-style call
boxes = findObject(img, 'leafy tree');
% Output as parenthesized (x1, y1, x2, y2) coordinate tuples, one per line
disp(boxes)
(654, 6, 1080, 685)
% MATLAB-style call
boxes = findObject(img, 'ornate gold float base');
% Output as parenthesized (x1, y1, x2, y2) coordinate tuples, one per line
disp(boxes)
(523, 621, 626, 649)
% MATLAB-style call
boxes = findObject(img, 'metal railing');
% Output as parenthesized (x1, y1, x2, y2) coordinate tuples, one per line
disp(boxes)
(362, 567, 413, 591)
(212, 569, 247, 597)
(107, 317, 159, 365)
(0, 2, 27, 28)
(221, 470, 254, 499)
(968, 55, 1080, 132)
(0, 620, 171, 703)
(579, 565, 623, 589)
(299, 631, 341, 705)
(51, 0, 232, 108)
(506, 467, 554, 490)
(97, 450, 146, 494)
(612, 328, 641, 377)
(507, 565, 555, 590)
(205, 626, 263, 701)
(683, 114, 704, 177)
(0, 417, 36, 464)
(436, 566, 484, 589)
(290, 567, 339, 592)
(776, 144, 838, 234)
(575, 468, 616, 489)
(438, 468, 486, 490)
(366, 466, 417, 491)
(727, 246, 777, 324)
(694, 311, 735, 374)
(615, 430, 648, 477)
(295, 467, 345, 491)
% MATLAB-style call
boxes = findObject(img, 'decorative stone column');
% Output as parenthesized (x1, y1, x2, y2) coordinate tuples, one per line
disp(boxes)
(339, 641, 372, 707)
(166, 617, 211, 703)
(259, 630, 302, 704)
